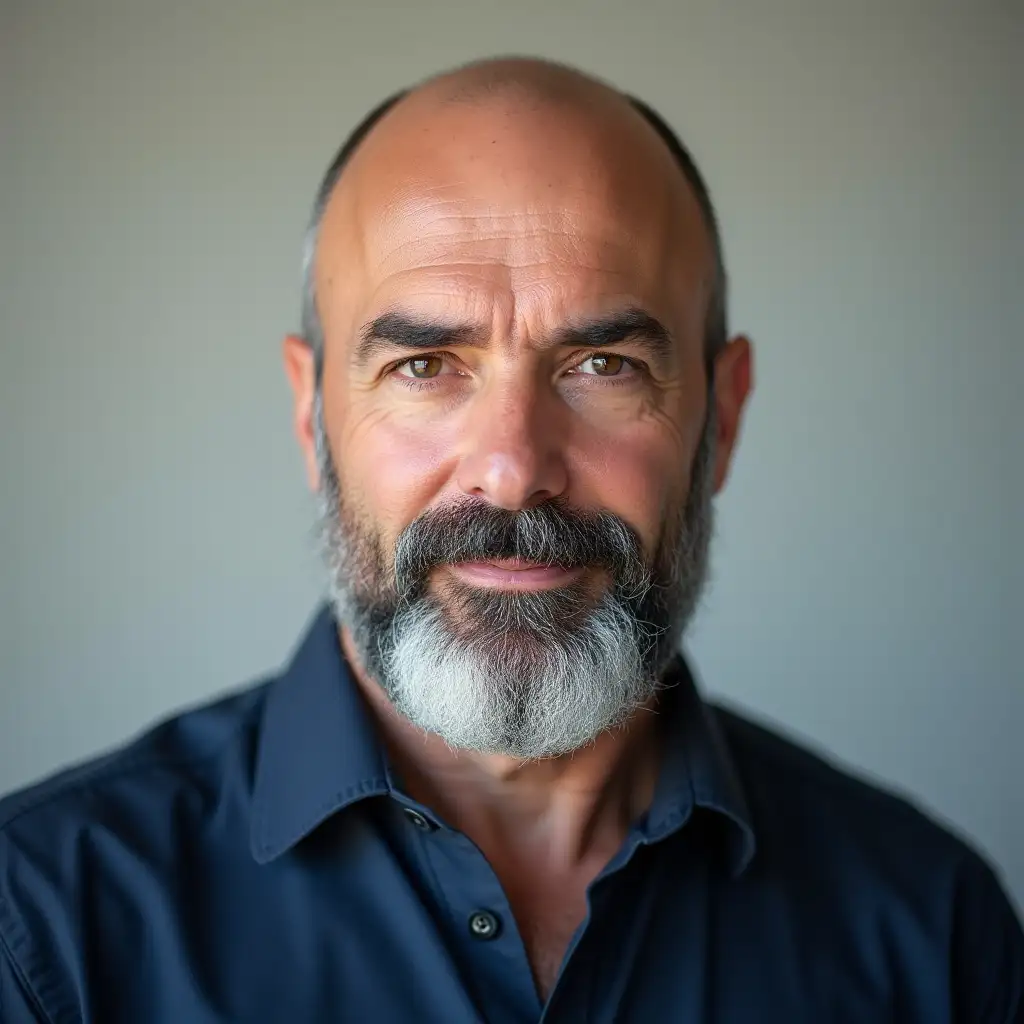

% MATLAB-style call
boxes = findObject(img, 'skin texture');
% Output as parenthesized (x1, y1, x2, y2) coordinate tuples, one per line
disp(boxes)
(283, 58, 753, 998)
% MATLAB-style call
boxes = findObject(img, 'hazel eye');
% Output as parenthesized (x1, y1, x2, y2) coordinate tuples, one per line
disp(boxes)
(576, 353, 627, 376)
(398, 356, 445, 379)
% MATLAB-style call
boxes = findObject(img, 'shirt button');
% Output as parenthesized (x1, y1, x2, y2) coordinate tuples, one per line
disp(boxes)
(402, 808, 437, 832)
(468, 910, 501, 941)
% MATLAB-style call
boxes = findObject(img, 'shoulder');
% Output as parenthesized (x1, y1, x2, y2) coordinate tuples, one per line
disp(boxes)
(713, 702, 1023, 1016)
(713, 699, 1022, 928)
(0, 680, 271, 914)
(0, 679, 272, 1019)
(714, 700, 983, 868)
(0, 680, 269, 841)
(710, 698, 1021, 918)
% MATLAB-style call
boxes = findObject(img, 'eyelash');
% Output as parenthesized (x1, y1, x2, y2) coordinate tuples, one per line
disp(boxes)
(387, 352, 649, 392)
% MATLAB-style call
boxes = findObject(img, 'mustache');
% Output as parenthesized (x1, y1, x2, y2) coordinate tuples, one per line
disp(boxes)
(392, 497, 651, 598)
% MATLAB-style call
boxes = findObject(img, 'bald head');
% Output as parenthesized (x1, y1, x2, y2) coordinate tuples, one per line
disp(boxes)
(300, 58, 726, 375)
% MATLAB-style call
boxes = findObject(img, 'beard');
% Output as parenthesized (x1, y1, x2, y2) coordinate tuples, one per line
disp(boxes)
(313, 393, 716, 760)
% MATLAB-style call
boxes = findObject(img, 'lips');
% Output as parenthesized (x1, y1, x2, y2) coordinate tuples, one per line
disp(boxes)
(447, 560, 586, 590)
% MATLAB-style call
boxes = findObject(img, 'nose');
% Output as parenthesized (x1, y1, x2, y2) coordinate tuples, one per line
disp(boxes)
(454, 378, 569, 510)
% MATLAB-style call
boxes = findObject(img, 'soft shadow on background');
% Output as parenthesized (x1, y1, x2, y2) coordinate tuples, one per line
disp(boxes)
(1, 0, 1020, 905)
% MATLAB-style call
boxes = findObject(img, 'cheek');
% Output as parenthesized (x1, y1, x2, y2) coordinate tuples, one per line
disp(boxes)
(340, 407, 458, 538)
(570, 417, 694, 555)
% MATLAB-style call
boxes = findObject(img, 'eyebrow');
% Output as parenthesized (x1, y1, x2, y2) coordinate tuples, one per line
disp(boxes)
(354, 312, 482, 366)
(354, 305, 674, 366)
(551, 307, 674, 356)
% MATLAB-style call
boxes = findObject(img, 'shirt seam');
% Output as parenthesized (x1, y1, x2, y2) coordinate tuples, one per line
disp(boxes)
(0, 899, 58, 1024)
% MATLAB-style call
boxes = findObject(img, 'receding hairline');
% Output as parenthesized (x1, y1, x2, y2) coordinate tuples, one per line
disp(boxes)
(314, 58, 683, 220)
(301, 58, 728, 370)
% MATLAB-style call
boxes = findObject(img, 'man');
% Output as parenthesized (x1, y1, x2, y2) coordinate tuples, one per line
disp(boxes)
(0, 56, 1020, 1023)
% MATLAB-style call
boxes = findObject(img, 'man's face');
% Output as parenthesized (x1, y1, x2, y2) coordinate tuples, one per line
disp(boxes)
(285, 88, 751, 758)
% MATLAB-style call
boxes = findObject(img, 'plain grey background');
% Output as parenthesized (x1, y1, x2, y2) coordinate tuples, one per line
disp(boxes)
(1, 0, 1021, 908)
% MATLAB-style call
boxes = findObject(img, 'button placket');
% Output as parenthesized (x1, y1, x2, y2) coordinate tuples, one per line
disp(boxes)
(418, 829, 541, 1022)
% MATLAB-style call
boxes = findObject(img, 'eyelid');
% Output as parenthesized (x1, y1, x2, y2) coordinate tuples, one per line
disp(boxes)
(567, 351, 647, 376)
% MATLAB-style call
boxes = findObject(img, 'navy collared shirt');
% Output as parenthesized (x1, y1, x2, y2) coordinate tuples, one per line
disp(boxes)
(1, 607, 1021, 1022)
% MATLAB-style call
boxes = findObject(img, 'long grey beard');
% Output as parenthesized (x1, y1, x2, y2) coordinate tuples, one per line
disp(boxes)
(313, 391, 716, 760)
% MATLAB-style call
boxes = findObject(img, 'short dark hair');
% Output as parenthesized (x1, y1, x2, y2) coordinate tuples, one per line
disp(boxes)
(301, 91, 408, 376)
(300, 89, 727, 375)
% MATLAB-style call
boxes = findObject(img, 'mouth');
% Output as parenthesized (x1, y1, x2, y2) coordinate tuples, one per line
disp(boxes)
(446, 559, 587, 591)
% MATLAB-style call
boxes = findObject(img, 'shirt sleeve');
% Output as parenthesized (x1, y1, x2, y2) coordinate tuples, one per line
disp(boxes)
(952, 852, 1024, 1023)
(0, 938, 47, 1024)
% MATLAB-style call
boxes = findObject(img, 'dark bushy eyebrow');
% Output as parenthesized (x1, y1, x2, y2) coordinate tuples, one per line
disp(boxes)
(355, 312, 482, 366)
(551, 307, 674, 356)
(354, 305, 674, 366)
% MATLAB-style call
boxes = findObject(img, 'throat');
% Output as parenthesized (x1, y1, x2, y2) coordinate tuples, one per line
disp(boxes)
(442, 773, 651, 1003)
(485, 845, 607, 1004)
(516, 880, 592, 1003)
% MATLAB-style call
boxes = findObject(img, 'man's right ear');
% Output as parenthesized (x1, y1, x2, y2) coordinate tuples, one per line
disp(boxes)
(282, 335, 320, 492)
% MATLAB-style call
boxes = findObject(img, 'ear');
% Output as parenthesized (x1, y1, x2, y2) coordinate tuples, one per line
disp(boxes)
(282, 334, 321, 492)
(710, 335, 754, 494)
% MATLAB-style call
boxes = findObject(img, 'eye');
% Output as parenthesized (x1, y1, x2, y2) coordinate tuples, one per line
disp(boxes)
(395, 355, 447, 379)
(572, 353, 633, 377)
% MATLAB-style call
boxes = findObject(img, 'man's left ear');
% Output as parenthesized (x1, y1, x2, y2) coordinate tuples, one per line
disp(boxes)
(711, 335, 753, 494)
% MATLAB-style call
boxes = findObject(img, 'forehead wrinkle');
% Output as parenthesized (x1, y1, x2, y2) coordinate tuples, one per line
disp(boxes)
(367, 219, 653, 301)
(349, 237, 692, 359)
(325, 116, 683, 255)
(316, 101, 712, 362)
(369, 199, 598, 271)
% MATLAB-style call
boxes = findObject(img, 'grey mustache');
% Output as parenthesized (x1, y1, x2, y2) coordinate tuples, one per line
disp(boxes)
(393, 497, 649, 597)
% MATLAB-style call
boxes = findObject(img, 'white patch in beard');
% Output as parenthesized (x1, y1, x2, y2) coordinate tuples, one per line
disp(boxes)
(381, 587, 654, 760)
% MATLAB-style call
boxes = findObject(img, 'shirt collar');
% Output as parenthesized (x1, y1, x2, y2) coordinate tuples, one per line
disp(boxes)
(251, 605, 756, 876)
(640, 654, 757, 877)
(250, 605, 388, 864)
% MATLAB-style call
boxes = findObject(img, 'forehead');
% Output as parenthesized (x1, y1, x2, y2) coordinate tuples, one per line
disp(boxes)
(315, 97, 714, 345)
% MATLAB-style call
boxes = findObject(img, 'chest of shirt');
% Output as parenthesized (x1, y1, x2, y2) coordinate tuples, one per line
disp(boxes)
(27, 801, 952, 1024)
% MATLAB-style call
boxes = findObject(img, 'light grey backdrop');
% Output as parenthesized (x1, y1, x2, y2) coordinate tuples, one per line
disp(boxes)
(1, 0, 1021, 907)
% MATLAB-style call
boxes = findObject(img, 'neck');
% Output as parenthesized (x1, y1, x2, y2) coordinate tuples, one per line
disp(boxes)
(340, 625, 663, 867)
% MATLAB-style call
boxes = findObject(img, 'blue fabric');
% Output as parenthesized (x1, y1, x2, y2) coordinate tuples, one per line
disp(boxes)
(0, 605, 1020, 1023)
